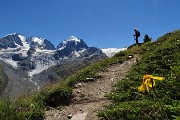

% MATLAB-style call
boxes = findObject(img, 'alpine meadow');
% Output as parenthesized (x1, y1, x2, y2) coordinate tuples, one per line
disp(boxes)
(0, 30, 179, 120)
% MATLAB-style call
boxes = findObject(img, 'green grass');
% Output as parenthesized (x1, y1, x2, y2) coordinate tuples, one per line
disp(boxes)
(0, 30, 179, 119)
(99, 30, 180, 120)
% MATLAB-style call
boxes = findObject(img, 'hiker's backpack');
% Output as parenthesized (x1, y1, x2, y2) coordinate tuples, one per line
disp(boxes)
(137, 31, 140, 37)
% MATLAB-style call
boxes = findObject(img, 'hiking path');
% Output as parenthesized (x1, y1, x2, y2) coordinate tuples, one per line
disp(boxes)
(45, 55, 138, 120)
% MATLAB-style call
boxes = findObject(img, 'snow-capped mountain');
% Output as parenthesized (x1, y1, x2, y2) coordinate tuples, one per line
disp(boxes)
(54, 36, 108, 60)
(0, 33, 126, 98)
(57, 36, 88, 50)
(0, 33, 126, 75)
(0, 34, 57, 78)
(26, 37, 55, 50)
(0, 33, 25, 49)
(55, 36, 89, 59)
(0, 33, 106, 86)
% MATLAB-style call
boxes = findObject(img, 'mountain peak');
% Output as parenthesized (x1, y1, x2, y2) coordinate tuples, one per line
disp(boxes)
(57, 36, 88, 50)
(65, 36, 80, 43)
(26, 36, 55, 50)
(3, 32, 21, 38)
(29, 36, 44, 45)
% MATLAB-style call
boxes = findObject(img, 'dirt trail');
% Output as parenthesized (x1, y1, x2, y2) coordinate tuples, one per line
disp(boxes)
(45, 55, 138, 120)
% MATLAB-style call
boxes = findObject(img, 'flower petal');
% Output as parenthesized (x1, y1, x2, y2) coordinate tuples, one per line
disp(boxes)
(138, 84, 146, 92)
(151, 76, 165, 81)
(147, 79, 155, 88)
(144, 80, 150, 92)
(143, 75, 152, 80)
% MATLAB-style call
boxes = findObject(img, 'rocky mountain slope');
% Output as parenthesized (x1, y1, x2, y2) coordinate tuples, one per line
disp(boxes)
(0, 33, 125, 98)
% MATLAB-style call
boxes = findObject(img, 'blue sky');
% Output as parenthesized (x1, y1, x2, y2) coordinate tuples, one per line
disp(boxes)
(0, 0, 180, 48)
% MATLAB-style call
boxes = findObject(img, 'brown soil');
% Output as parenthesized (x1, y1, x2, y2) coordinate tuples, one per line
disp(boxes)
(45, 55, 138, 120)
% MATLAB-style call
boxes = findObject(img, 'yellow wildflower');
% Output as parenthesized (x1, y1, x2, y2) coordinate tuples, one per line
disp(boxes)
(138, 74, 165, 92)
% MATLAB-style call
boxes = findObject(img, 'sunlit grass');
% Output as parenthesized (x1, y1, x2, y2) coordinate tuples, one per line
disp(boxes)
(0, 30, 180, 119)
(99, 30, 180, 120)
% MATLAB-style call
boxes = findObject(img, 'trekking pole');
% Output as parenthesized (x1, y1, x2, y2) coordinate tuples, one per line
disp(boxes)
(133, 35, 135, 41)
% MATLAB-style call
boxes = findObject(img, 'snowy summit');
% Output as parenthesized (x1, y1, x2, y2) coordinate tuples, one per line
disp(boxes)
(60, 36, 80, 46)
(66, 36, 80, 42)
(57, 36, 86, 50)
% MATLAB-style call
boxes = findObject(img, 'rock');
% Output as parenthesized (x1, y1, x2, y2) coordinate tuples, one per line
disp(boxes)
(110, 78, 114, 81)
(54, 113, 59, 117)
(86, 78, 94, 81)
(128, 55, 133, 58)
(12, 53, 25, 61)
(71, 112, 88, 120)
(74, 83, 82, 88)
(46, 106, 52, 111)
(77, 90, 81, 93)
(79, 108, 83, 111)
(67, 114, 73, 119)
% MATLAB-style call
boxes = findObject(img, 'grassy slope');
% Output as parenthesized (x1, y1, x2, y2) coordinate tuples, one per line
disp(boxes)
(99, 31, 180, 120)
(0, 30, 179, 120)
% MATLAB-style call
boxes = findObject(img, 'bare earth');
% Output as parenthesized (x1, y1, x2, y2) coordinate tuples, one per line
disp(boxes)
(45, 56, 138, 120)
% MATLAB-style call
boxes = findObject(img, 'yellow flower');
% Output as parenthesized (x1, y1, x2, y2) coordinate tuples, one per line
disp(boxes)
(138, 74, 165, 92)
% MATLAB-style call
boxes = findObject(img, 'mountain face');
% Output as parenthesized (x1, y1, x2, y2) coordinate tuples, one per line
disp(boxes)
(0, 34, 107, 71)
(54, 36, 89, 59)
(0, 33, 111, 98)
(0, 33, 24, 49)
(57, 36, 88, 50)
(26, 37, 56, 50)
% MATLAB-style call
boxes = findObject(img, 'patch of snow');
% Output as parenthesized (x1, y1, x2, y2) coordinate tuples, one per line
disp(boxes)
(62, 36, 80, 45)
(67, 36, 80, 42)
(29, 77, 40, 91)
(101, 48, 127, 57)
(58, 36, 81, 50)
(4, 33, 18, 37)
(0, 58, 18, 68)
(28, 60, 56, 77)
(78, 48, 86, 54)
(72, 50, 79, 57)
(34, 48, 55, 55)
(71, 49, 86, 57)
(31, 37, 44, 45)
(0, 47, 18, 53)
(58, 46, 65, 50)
(18, 35, 30, 49)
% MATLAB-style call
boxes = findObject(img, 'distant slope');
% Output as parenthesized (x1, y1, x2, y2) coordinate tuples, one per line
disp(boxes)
(101, 48, 127, 57)
(0, 63, 9, 96)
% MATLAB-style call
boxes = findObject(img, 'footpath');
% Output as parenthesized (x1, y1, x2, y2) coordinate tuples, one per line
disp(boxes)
(45, 55, 138, 120)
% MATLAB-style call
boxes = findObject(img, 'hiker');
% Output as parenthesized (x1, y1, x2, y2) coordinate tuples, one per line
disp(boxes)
(133, 28, 140, 44)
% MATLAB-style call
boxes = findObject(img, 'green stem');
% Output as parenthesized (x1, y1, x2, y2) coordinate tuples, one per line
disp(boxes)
(151, 79, 169, 120)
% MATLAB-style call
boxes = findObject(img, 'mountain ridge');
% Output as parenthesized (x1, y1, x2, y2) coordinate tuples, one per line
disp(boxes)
(0, 33, 125, 98)
(0, 33, 125, 56)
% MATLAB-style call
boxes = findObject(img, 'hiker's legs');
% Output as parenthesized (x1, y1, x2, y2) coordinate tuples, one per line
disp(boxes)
(135, 37, 139, 44)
